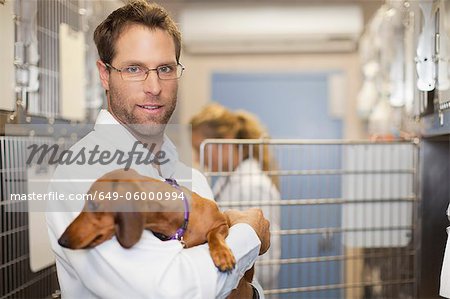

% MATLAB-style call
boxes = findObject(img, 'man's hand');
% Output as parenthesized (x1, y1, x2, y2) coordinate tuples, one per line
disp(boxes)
(224, 208, 270, 255)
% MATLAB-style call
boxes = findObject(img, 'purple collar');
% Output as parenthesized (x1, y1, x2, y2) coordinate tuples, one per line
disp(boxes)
(153, 178, 189, 247)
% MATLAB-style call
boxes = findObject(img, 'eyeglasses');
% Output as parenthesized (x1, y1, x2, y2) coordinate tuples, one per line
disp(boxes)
(104, 62, 185, 81)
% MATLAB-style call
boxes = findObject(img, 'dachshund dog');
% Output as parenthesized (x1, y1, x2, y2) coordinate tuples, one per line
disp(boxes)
(58, 168, 266, 274)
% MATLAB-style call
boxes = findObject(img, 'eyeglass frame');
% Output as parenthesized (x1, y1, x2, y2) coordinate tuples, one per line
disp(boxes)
(104, 62, 185, 81)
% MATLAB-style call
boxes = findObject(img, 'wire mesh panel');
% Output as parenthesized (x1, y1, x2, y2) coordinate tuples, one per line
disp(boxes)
(200, 139, 420, 299)
(13, 0, 86, 117)
(35, 0, 83, 117)
(0, 137, 61, 299)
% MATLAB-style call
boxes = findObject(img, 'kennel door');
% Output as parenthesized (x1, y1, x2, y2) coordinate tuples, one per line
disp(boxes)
(342, 143, 415, 247)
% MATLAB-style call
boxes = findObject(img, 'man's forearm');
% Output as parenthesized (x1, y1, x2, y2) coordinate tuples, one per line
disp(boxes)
(215, 223, 261, 299)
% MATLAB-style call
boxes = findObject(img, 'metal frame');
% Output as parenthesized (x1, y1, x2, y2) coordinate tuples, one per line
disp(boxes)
(200, 138, 421, 299)
(0, 137, 60, 299)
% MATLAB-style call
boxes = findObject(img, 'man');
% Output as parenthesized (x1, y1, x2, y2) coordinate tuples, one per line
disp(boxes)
(46, 1, 269, 298)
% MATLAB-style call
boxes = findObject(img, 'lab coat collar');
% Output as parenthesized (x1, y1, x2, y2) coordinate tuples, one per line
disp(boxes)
(93, 109, 179, 178)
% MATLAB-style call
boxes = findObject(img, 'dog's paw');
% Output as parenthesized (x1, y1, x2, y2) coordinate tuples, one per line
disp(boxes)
(210, 245, 236, 272)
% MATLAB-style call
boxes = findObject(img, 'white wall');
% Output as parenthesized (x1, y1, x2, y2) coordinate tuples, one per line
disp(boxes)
(178, 52, 366, 139)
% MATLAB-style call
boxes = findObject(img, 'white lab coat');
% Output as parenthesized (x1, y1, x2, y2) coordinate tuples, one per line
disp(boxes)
(440, 203, 450, 298)
(213, 159, 281, 292)
(46, 110, 261, 299)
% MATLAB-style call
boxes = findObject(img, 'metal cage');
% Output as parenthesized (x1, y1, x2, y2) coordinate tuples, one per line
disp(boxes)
(0, 136, 62, 299)
(199, 139, 420, 299)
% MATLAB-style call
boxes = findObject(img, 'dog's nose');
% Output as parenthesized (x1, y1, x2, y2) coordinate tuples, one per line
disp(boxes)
(58, 235, 70, 248)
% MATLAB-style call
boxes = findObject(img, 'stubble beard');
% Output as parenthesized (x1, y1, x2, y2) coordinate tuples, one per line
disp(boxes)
(108, 83, 177, 137)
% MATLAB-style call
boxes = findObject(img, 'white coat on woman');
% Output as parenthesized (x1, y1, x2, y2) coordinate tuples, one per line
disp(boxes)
(212, 158, 281, 293)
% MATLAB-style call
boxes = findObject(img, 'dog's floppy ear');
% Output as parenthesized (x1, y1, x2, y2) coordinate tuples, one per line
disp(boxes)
(115, 212, 145, 248)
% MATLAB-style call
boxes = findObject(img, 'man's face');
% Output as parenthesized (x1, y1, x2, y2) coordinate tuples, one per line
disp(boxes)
(98, 24, 178, 133)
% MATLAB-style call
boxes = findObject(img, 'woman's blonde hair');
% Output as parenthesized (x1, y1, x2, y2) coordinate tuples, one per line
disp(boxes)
(190, 103, 278, 187)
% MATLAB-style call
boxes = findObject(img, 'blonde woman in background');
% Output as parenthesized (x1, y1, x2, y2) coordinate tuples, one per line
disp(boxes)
(191, 103, 281, 297)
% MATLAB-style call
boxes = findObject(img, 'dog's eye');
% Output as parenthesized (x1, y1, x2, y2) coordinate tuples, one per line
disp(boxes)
(87, 200, 99, 211)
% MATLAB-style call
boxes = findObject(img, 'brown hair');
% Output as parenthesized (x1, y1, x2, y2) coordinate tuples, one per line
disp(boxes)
(93, 0, 181, 64)
(190, 103, 279, 187)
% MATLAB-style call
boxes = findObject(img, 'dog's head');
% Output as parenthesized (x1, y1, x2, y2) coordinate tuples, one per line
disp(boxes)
(58, 169, 151, 249)
(57, 202, 145, 250)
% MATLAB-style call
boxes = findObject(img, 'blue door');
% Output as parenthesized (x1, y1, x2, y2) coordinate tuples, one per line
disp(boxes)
(212, 72, 343, 298)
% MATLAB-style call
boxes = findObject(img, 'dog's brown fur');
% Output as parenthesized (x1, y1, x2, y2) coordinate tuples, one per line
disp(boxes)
(58, 168, 244, 272)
